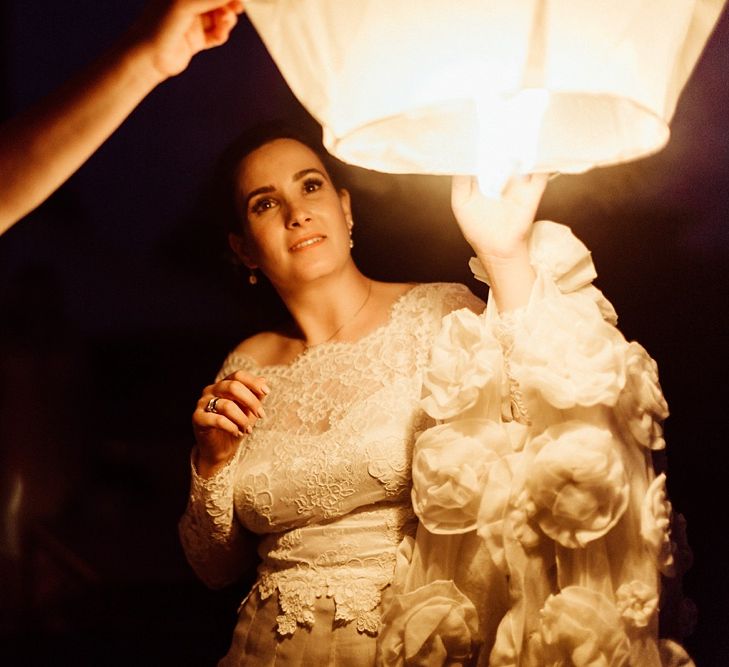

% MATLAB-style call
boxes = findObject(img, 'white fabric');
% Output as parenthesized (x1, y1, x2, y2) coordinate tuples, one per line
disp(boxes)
(379, 221, 689, 666)
(179, 283, 483, 664)
(180, 224, 691, 665)
(246, 0, 724, 182)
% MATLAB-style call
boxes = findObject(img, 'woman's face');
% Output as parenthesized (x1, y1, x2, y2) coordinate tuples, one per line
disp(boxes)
(230, 138, 353, 290)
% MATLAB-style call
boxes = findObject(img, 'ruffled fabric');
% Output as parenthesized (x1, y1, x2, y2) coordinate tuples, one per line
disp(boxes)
(381, 221, 687, 666)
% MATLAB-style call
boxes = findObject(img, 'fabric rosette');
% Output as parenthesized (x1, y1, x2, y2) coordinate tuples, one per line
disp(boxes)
(616, 342, 669, 450)
(510, 286, 628, 410)
(524, 421, 629, 548)
(616, 580, 658, 629)
(538, 586, 631, 666)
(421, 308, 505, 420)
(412, 419, 512, 534)
(378, 580, 478, 667)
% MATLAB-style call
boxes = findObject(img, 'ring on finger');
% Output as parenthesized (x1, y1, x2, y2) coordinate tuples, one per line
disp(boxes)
(205, 397, 221, 414)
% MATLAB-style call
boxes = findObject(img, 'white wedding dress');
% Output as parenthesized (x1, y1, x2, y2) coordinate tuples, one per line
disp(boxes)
(180, 222, 691, 666)
(179, 282, 483, 665)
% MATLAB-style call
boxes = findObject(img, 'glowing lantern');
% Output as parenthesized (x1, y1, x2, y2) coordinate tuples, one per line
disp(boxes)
(246, 0, 725, 193)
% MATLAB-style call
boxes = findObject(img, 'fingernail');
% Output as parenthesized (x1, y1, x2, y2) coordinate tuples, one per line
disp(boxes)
(261, 383, 271, 395)
(246, 424, 254, 434)
(257, 406, 267, 419)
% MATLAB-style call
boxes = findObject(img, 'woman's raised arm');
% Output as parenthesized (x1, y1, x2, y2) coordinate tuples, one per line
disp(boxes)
(451, 173, 548, 313)
(0, 0, 244, 235)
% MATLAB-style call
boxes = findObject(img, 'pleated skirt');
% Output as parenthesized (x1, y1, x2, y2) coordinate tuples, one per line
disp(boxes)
(217, 587, 378, 666)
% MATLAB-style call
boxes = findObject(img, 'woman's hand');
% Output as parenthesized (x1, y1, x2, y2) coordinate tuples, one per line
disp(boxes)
(129, 0, 245, 82)
(451, 173, 548, 261)
(451, 173, 549, 312)
(192, 370, 269, 477)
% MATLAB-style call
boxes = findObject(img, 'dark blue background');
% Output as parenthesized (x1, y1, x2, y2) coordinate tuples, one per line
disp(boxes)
(1, 2, 728, 664)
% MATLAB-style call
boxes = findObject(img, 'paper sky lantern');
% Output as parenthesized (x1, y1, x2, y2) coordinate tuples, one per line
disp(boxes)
(246, 0, 726, 193)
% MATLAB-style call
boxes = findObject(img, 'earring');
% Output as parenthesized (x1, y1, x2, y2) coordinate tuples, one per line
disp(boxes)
(248, 269, 258, 285)
(347, 215, 354, 249)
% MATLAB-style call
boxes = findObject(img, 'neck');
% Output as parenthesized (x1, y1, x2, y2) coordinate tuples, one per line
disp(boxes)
(276, 263, 373, 347)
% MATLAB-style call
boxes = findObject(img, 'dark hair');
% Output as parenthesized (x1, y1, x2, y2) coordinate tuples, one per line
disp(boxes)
(213, 120, 343, 237)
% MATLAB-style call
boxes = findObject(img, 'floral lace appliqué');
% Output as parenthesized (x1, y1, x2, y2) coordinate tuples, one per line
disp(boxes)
(259, 555, 396, 636)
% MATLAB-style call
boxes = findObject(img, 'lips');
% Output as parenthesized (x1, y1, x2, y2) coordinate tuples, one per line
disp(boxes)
(289, 234, 326, 252)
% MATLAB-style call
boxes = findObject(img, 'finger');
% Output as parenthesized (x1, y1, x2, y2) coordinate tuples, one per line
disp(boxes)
(195, 392, 256, 434)
(503, 172, 549, 207)
(228, 370, 271, 399)
(196, 390, 259, 421)
(215, 380, 267, 418)
(201, 12, 214, 31)
(193, 408, 245, 438)
(202, 7, 239, 47)
(206, 396, 257, 433)
(451, 174, 479, 208)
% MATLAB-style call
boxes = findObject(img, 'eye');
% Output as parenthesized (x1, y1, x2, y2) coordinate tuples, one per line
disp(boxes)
(303, 177, 324, 194)
(250, 197, 277, 215)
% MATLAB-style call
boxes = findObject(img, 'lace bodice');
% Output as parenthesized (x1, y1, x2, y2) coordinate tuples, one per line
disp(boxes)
(179, 283, 484, 636)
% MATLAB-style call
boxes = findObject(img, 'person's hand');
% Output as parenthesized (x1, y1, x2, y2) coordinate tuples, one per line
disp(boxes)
(129, 0, 245, 82)
(451, 173, 548, 262)
(192, 369, 269, 474)
(452, 173, 549, 312)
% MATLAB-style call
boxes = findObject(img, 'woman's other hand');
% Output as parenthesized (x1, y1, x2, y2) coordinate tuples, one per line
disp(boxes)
(130, 0, 246, 82)
(192, 370, 269, 477)
(451, 174, 548, 313)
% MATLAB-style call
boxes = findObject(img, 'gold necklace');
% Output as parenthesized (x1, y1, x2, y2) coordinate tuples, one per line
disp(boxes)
(302, 279, 373, 351)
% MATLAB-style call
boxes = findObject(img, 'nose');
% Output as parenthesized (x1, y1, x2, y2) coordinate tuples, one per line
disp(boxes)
(284, 199, 311, 229)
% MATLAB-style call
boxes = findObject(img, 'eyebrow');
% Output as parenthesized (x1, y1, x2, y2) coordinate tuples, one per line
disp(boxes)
(244, 168, 327, 209)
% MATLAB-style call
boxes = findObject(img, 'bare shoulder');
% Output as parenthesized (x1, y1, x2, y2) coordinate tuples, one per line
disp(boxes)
(371, 280, 417, 306)
(232, 329, 300, 367)
(232, 331, 273, 358)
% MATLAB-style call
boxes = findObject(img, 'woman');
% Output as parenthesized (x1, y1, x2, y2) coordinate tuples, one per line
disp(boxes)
(180, 129, 684, 666)
(178, 127, 546, 665)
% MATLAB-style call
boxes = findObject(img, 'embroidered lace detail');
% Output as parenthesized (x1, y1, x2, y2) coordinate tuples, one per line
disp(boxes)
(257, 505, 418, 636)
(218, 284, 480, 438)
(260, 558, 395, 636)
(179, 283, 483, 633)
(187, 448, 242, 540)
(281, 434, 359, 518)
(220, 284, 483, 531)
(366, 435, 412, 497)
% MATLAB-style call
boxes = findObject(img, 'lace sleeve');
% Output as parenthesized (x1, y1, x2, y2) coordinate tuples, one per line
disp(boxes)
(178, 446, 252, 589)
(437, 282, 485, 317)
(178, 351, 259, 589)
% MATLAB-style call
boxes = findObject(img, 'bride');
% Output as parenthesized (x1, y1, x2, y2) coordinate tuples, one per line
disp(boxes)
(179, 127, 682, 666)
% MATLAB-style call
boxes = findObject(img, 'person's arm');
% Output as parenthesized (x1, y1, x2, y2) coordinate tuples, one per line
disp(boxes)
(0, 0, 244, 235)
(179, 367, 268, 588)
(451, 174, 548, 313)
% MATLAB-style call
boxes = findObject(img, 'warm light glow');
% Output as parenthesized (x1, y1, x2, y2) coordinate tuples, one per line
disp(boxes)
(246, 0, 725, 184)
(476, 88, 551, 196)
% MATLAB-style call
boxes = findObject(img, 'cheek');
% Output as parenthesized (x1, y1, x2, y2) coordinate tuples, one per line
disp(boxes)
(246, 224, 285, 264)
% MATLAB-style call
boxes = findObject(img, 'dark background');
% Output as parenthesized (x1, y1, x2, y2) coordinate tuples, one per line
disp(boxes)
(0, 2, 727, 665)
